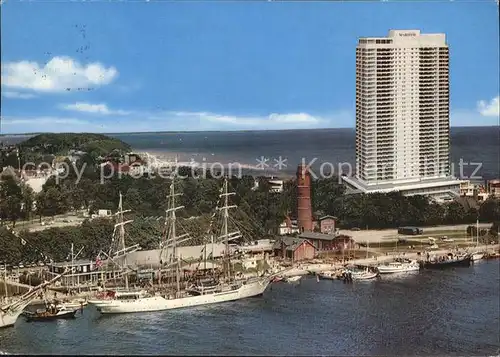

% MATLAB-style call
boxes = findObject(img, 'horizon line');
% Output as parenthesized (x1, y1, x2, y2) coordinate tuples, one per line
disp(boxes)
(1, 125, 499, 137)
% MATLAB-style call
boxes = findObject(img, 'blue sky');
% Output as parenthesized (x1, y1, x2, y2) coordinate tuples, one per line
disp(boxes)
(1, 1, 499, 134)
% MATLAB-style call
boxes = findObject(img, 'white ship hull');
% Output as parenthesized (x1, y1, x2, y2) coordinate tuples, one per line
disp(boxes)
(377, 263, 420, 274)
(285, 276, 302, 283)
(471, 252, 484, 261)
(0, 299, 32, 328)
(58, 300, 88, 310)
(89, 278, 270, 314)
(351, 271, 378, 280)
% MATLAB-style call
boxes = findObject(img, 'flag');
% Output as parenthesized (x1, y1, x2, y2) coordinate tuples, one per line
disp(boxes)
(94, 255, 103, 270)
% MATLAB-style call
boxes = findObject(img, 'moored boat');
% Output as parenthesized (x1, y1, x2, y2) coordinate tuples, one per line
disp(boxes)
(57, 299, 88, 310)
(23, 304, 77, 322)
(470, 220, 485, 262)
(343, 265, 378, 281)
(88, 278, 269, 314)
(317, 271, 338, 280)
(350, 269, 378, 281)
(1, 269, 71, 328)
(485, 252, 500, 260)
(271, 276, 284, 283)
(285, 276, 302, 283)
(377, 259, 420, 274)
(471, 252, 485, 262)
(89, 178, 272, 314)
(420, 252, 472, 269)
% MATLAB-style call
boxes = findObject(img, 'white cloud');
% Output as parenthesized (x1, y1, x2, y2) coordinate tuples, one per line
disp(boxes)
(165, 111, 336, 129)
(0, 116, 105, 134)
(1, 56, 118, 93)
(477, 96, 500, 117)
(1, 91, 37, 99)
(59, 102, 131, 115)
(0, 110, 352, 134)
(2, 117, 88, 126)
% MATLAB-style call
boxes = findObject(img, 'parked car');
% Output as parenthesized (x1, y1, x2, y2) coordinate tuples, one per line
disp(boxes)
(441, 236, 454, 242)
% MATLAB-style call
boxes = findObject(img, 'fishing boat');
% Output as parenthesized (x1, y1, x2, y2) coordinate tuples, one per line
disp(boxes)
(377, 259, 420, 274)
(23, 304, 77, 322)
(420, 252, 472, 269)
(89, 178, 271, 314)
(1, 270, 70, 328)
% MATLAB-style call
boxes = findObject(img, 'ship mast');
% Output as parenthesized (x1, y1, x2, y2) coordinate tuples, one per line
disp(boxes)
(163, 178, 189, 296)
(118, 193, 129, 290)
(114, 192, 133, 290)
(97, 193, 136, 291)
(218, 177, 241, 282)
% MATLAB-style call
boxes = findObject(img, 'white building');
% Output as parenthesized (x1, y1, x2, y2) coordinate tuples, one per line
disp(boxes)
(252, 176, 284, 193)
(124, 243, 232, 268)
(342, 29, 461, 200)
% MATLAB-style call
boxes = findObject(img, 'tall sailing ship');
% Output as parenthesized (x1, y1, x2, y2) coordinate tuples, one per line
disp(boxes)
(88, 177, 271, 314)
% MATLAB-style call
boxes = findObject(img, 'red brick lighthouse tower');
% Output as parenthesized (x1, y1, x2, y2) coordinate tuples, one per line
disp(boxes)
(296, 164, 313, 232)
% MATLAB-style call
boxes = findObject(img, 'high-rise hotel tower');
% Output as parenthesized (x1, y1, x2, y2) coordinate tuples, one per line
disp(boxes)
(342, 30, 461, 199)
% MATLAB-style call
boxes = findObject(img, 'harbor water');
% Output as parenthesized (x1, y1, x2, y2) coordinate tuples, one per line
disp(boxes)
(1, 260, 499, 355)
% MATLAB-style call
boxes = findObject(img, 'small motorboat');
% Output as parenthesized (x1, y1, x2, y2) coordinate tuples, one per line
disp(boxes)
(351, 270, 378, 280)
(345, 267, 379, 281)
(317, 271, 338, 280)
(56, 299, 88, 310)
(485, 252, 500, 260)
(471, 252, 485, 262)
(23, 304, 77, 322)
(271, 276, 284, 283)
(285, 276, 302, 283)
(377, 260, 420, 274)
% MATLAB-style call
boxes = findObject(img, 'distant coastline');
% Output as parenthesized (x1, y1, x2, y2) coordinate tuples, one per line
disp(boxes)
(1, 125, 498, 137)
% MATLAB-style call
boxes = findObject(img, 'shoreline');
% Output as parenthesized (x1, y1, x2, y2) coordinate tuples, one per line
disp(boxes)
(276, 244, 500, 277)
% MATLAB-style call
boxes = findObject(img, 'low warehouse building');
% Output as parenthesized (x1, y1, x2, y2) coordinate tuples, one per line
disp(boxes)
(273, 237, 316, 261)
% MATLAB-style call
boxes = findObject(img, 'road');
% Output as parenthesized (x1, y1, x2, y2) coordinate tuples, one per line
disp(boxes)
(341, 223, 492, 244)
(13, 213, 87, 233)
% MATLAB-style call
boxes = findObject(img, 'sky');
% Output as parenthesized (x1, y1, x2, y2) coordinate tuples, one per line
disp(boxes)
(0, 0, 499, 134)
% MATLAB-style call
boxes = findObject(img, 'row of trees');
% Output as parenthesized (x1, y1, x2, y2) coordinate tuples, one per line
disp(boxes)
(1, 150, 499, 265)
(2, 168, 500, 232)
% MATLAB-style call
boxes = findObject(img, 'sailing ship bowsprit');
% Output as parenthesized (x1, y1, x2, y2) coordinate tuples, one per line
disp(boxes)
(1, 269, 72, 328)
(88, 177, 271, 314)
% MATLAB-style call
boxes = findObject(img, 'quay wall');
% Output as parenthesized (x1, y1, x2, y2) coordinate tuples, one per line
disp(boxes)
(278, 244, 499, 277)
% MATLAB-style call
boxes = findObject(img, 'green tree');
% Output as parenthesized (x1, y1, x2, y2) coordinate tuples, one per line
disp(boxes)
(0, 227, 22, 264)
(20, 183, 35, 221)
(479, 198, 500, 222)
(444, 202, 466, 224)
(36, 187, 66, 219)
(0, 176, 23, 227)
